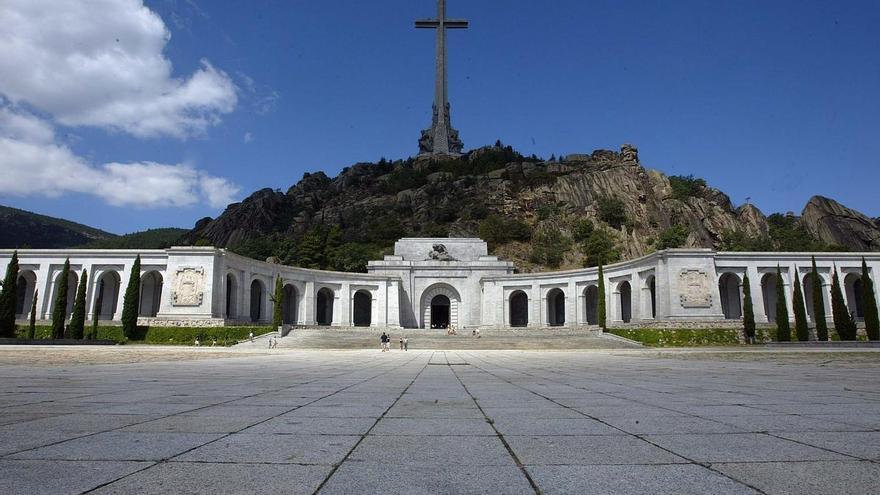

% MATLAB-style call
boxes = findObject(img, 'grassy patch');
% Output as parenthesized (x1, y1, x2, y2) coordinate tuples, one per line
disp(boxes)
(608, 328, 745, 347)
(13, 325, 274, 346)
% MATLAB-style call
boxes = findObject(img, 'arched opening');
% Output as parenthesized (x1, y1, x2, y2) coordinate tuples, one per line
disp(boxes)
(430, 294, 451, 329)
(225, 274, 238, 319)
(646, 275, 656, 319)
(282, 284, 297, 325)
(509, 290, 528, 327)
(353, 290, 372, 327)
(547, 288, 565, 326)
(52, 270, 79, 317)
(584, 285, 599, 325)
(250, 279, 265, 323)
(316, 288, 334, 326)
(139, 271, 163, 317)
(761, 273, 777, 322)
(803, 273, 825, 323)
(619, 281, 632, 323)
(844, 274, 865, 319)
(718, 273, 743, 320)
(15, 271, 37, 318)
(94, 271, 121, 320)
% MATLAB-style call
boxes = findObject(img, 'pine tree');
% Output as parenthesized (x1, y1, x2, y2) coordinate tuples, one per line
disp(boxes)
(742, 273, 756, 343)
(830, 267, 856, 340)
(27, 289, 37, 339)
(0, 251, 19, 337)
(792, 268, 809, 341)
(68, 270, 88, 339)
(597, 262, 606, 329)
(272, 275, 284, 329)
(51, 259, 71, 339)
(121, 255, 141, 339)
(811, 257, 828, 341)
(861, 258, 879, 341)
(775, 267, 791, 341)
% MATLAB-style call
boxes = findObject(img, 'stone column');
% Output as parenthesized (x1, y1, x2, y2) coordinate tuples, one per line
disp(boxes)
(748, 266, 767, 323)
(531, 283, 541, 328)
(338, 282, 351, 327)
(240, 270, 251, 323)
(303, 281, 316, 326)
(566, 280, 577, 326)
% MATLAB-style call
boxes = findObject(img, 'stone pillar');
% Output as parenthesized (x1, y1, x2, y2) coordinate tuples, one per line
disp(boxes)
(113, 265, 130, 322)
(748, 266, 767, 323)
(530, 283, 541, 328)
(303, 281, 316, 325)
(387, 281, 402, 328)
(338, 282, 351, 327)
(566, 280, 577, 326)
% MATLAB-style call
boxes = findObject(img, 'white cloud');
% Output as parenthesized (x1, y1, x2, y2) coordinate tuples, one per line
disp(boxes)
(243, 132, 253, 144)
(0, 0, 237, 138)
(0, 106, 239, 209)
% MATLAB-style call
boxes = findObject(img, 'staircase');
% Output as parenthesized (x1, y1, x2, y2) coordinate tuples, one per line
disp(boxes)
(252, 326, 642, 350)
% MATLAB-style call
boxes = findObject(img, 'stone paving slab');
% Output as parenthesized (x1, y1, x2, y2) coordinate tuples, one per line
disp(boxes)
(9, 431, 224, 461)
(174, 433, 360, 465)
(349, 435, 515, 465)
(0, 459, 153, 495)
(526, 464, 759, 494)
(643, 433, 850, 463)
(91, 462, 331, 494)
(370, 417, 496, 436)
(713, 460, 880, 495)
(775, 431, 880, 460)
(505, 435, 688, 465)
(319, 464, 535, 495)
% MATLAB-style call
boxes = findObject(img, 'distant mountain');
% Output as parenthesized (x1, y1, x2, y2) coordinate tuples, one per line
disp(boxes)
(0, 205, 116, 249)
(0, 205, 187, 250)
(82, 228, 188, 249)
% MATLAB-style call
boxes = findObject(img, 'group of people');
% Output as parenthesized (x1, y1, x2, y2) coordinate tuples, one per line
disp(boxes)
(380, 332, 408, 352)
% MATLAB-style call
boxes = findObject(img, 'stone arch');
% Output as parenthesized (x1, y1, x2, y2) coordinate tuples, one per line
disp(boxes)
(139, 271, 163, 317)
(353, 290, 372, 327)
(645, 275, 657, 319)
(420, 284, 460, 329)
(509, 290, 528, 327)
(316, 287, 334, 326)
(282, 284, 298, 325)
(225, 273, 239, 319)
(250, 279, 266, 323)
(52, 269, 79, 317)
(718, 273, 742, 320)
(844, 273, 865, 319)
(15, 270, 37, 318)
(94, 271, 121, 320)
(761, 273, 777, 322)
(584, 285, 599, 325)
(547, 288, 565, 326)
(619, 281, 632, 323)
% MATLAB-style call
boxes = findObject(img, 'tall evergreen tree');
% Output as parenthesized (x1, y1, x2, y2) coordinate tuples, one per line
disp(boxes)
(68, 270, 88, 339)
(775, 267, 791, 341)
(861, 258, 879, 341)
(51, 259, 71, 339)
(272, 275, 284, 329)
(0, 251, 19, 337)
(27, 289, 37, 339)
(742, 273, 756, 343)
(811, 257, 829, 341)
(88, 289, 101, 341)
(597, 262, 606, 329)
(121, 255, 141, 339)
(792, 268, 809, 341)
(830, 267, 856, 340)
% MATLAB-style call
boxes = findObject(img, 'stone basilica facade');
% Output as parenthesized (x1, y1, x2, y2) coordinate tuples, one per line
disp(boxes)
(1, 238, 878, 331)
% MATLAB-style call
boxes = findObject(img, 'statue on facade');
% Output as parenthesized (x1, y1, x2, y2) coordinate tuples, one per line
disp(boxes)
(428, 244, 457, 261)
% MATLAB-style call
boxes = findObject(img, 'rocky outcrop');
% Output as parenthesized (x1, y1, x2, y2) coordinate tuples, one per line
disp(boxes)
(801, 196, 880, 251)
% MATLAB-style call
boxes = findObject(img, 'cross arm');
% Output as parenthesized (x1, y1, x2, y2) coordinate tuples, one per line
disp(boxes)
(444, 20, 469, 29)
(415, 19, 440, 28)
(415, 19, 469, 29)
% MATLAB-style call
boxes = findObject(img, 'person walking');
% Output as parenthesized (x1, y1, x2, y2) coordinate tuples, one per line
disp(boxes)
(403, 336, 409, 351)
(399, 336, 404, 350)
(380, 332, 389, 352)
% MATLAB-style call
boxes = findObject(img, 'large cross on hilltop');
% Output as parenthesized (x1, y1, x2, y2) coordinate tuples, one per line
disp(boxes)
(416, 0, 468, 156)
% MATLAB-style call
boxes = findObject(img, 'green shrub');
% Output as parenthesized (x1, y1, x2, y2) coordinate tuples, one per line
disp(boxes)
(478, 215, 531, 248)
(597, 196, 627, 229)
(668, 175, 707, 201)
(141, 326, 275, 345)
(656, 225, 689, 250)
(530, 227, 569, 268)
(581, 228, 620, 268)
(608, 328, 742, 347)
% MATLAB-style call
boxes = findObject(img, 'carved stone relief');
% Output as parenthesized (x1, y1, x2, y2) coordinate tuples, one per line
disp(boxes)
(679, 269, 712, 308)
(171, 267, 204, 307)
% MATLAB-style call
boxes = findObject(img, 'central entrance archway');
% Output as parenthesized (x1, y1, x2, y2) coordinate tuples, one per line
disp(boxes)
(547, 288, 565, 326)
(420, 284, 461, 329)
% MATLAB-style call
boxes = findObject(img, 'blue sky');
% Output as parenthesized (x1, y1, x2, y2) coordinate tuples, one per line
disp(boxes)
(0, 0, 878, 234)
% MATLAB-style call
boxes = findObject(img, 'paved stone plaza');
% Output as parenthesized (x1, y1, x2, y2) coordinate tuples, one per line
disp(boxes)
(1, 348, 878, 494)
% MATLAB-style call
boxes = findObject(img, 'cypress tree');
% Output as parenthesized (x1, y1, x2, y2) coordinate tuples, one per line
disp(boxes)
(830, 267, 856, 340)
(775, 267, 791, 341)
(51, 259, 71, 339)
(861, 258, 879, 341)
(742, 273, 756, 343)
(792, 269, 809, 341)
(88, 289, 101, 341)
(811, 257, 828, 341)
(68, 270, 88, 339)
(0, 251, 19, 337)
(272, 275, 284, 329)
(597, 262, 606, 329)
(121, 255, 141, 339)
(27, 289, 38, 339)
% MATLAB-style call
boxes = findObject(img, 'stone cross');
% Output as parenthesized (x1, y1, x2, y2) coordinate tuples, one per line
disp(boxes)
(416, 0, 468, 156)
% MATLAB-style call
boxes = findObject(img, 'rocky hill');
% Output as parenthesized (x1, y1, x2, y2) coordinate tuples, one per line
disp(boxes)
(183, 144, 880, 273)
